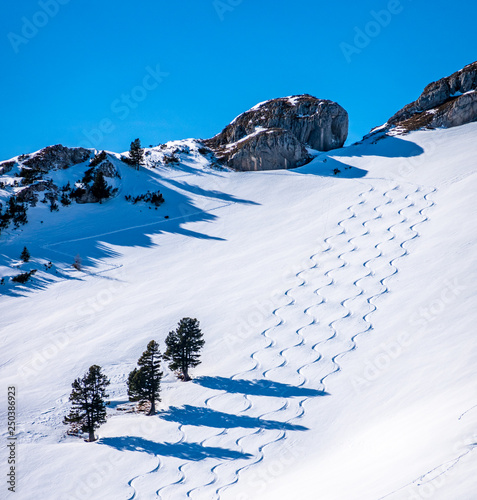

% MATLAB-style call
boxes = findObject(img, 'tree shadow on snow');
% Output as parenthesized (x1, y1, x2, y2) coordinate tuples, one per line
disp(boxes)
(99, 436, 252, 461)
(159, 405, 308, 431)
(194, 376, 329, 398)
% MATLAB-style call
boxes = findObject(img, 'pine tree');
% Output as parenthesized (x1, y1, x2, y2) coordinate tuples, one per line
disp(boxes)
(63, 365, 110, 442)
(129, 138, 145, 170)
(164, 318, 205, 381)
(20, 246, 30, 262)
(91, 171, 110, 203)
(127, 340, 163, 415)
(60, 192, 71, 206)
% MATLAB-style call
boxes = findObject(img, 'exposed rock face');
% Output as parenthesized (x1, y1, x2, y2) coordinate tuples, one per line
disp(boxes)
(16, 180, 58, 207)
(74, 188, 100, 204)
(204, 95, 348, 171)
(96, 159, 120, 178)
(217, 128, 310, 172)
(23, 144, 91, 172)
(0, 160, 15, 175)
(385, 61, 477, 132)
(16, 182, 49, 206)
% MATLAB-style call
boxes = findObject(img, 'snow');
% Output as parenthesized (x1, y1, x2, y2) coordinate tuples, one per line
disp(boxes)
(1, 123, 477, 499)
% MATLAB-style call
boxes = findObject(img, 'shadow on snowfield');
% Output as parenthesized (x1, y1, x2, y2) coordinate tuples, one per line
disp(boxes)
(0, 171, 260, 295)
(329, 135, 425, 159)
(194, 376, 329, 398)
(159, 405, 309, 431)
(99, 436, 252, 461)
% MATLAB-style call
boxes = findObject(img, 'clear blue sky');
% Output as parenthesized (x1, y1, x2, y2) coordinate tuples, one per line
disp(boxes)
(1, 0, 476, 159)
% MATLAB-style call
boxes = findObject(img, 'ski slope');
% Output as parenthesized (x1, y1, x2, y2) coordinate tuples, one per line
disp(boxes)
(1, 123, 476, 499)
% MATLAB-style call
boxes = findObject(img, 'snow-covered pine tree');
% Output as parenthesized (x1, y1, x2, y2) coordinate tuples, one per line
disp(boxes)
(63, 365, 110, 442)
(164, 318, 205, 381)
(127, 340, 163, 415)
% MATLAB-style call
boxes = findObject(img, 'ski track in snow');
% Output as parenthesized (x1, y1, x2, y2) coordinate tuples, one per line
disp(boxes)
(122, 180, 437, 500)
(379, 393, 477, 499)
(378, 444, 477, 499)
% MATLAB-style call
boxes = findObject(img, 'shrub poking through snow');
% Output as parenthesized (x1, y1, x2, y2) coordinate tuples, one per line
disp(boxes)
(72, 255, 82, 271)
(11, 269, 37, 284)
(125, 190, 165, 207)
(163, 154, 179, 166)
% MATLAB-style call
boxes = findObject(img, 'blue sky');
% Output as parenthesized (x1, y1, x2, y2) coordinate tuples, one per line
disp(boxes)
(1, 0, 476, 159)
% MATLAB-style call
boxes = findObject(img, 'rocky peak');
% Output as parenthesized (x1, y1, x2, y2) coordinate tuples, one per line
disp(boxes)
(208, 94, 348, 152)
(204, 94, 348, 171)
(383, 61, 477, 133)
(23, 144, 91, 173)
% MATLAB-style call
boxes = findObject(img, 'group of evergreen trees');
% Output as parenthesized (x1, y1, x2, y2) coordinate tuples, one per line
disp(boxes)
(64, 318, 205, 442)
(1, 140, 144, 240)
(70, 151, 114, 204)
(0, 196, 28, 235)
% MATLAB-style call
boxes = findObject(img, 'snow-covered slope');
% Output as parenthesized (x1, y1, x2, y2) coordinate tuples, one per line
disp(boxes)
(0, 124, 476, 500)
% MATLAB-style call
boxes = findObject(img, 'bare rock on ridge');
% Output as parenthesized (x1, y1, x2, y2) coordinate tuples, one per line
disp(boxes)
(204, 94, 348, 171)
(208, 95, 348, 152)
(385, 61, 477, 132)
(23, 144, 91, 173)
(213, 128, 310, 172)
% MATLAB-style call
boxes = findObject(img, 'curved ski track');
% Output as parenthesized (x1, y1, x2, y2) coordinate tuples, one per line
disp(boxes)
(124, 180, 436, 500)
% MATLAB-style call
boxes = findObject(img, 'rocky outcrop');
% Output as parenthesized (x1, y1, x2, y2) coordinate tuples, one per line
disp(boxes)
(16, 180, 58, 206)
(23, 144, 91, 173)
(204, 95, 348, 171)
(16, 182, 48, 206)
(385, 61, 477, 132)
(73, 188, 101, 204)
(216, 128, 310, 172)
(0, 160, 15, 175)
(96, 159, 120, 179)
